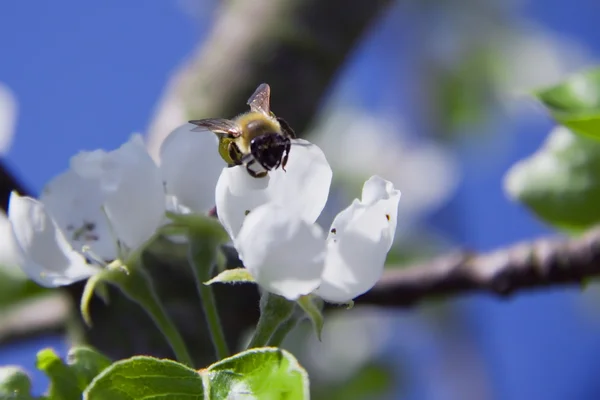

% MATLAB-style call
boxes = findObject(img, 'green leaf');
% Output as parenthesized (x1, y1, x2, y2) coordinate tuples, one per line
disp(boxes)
(65, 347, 111, 391)
(204, 347, 309, 400)
(535, 68, 600, 139)
(0, 366, 34, 400)
(505, 126, 600, 232)
(297, 295, 324, 341)
(80, 262, 129, 327)
(83, 356, 204, 400)
(204, 268, 255, 285)
(36, 348, 81, 400)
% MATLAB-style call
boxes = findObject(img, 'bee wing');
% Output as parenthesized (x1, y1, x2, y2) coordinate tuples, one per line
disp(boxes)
(188, 118, 242, 138)
(247, 83, 271, 115)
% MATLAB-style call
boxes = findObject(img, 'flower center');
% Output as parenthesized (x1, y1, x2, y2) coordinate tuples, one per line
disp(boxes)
(67, 220, 99, 242)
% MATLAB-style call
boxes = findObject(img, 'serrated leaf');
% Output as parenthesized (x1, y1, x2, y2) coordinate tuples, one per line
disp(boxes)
(0, 366, 34, 400)
(204, 347, 309, 400)
(505, 126, 600, 232)
(66, 347, 111, 391)
(535, 68, 600, 139)
(297, 295, 324, 341)
(83, 356, 204, 400)
(204, 268, 255, 285)
(36, 348, 81, 400)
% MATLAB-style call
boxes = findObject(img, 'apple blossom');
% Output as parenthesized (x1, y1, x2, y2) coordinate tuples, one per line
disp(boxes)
(215, 139, 333, 240)
(7, 134, 168, 287)
(215, 143, 400, 302)
(159, 123, 224, 215)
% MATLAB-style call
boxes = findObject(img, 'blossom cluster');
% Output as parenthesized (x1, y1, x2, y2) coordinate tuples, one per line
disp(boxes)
(3, 124, 401, 303)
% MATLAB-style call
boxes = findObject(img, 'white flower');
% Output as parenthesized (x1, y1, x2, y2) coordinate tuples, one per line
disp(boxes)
(158, 123, 224, 215)
(70, 134, 165, 250)
(7, 135, 167, 287)
(0, 83, 17, 156)
(216, 139, 333, 239)
(216, 143, 400, 301)
(40, 169, 117, 261)
(8, 191, 99, 287)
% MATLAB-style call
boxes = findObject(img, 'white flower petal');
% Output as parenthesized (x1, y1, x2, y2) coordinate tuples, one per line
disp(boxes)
(215, 166, 270, 239)
(71, 135, 165, 250)
(316, 176, 400, 303)
(160, 123, 224, 214)
(215, 140, 332, 239)
(8, 192, 98, 287)
(0, 210, 25, 279)
(266, 139, 332, 223)
(235, 203, 326, 300)
(40, 169, 117, 260)
(0, 83, 17, 156)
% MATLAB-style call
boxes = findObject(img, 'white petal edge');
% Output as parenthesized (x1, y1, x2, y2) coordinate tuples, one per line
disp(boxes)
(315, 176, 401, 303)
(215, 140, 332, 240)
(215, 166, 270, 239)
(235, 203, 326, 300)
(160, 123, 224, 214)
(71, 135, 166, 250)
(266, 139, 332, 224)
(40, 169, 117, 261)
(0, 210, 25, 279)
(8, 192, 98, 287)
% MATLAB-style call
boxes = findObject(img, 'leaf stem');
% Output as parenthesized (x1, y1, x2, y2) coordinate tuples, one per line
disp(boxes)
(188, 236, 230, 360)
(247, 292, 295, 349)
(110, 265, 194, 367)
(267, 311, 301, 347)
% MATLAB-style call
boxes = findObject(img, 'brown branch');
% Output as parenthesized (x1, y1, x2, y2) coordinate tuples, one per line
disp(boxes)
(146, 0, 393, 157)
(357, 227, 600, 307)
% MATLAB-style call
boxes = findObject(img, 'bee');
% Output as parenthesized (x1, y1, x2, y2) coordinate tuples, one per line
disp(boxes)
(189, 83, 296, 178)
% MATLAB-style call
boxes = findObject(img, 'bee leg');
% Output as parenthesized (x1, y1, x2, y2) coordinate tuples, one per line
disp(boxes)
(281, 141, 291, 172)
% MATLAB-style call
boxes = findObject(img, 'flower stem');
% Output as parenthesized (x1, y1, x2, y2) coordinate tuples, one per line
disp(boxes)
(267, 311, 301, 347)
(188, 236, 230, 360)
(109, 265, 194, 367)
(247, 292, 295, 349)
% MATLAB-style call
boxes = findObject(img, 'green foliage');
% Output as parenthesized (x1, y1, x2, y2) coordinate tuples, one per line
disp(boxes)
(84, 356, 204, 400)
(36, 349, 82, 400)
(204, 267, 255, 285)
(297, 295, 324, 341)
(535, 68, 600, 139)
(32, 347, 111, 400)
(204, 347, 309, 400)
(83, 349, 308, 399)
(64, 347, 111, 392)
(0, 366, 35, 400)
(505, 126, 600, 232)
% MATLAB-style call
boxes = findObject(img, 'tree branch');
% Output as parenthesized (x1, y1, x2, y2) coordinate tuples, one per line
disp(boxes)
(357, 228, 600, 307)
(146, 0, 392, 157)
